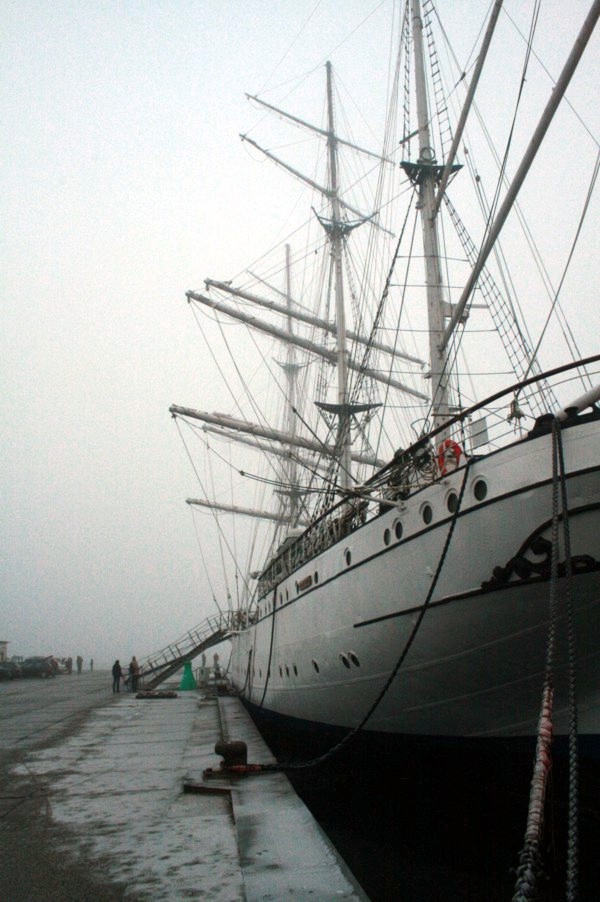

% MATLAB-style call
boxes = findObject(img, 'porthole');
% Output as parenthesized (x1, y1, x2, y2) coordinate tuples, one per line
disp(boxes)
(279, 593, 283, 604)
(286, 589, 289, 601)
(259, 669, 262, 678)
(293, 664, 298, 676)
(473, 479, 488, 501)
(394, 521, 403, 540)
(339, 653, 351, 669)
(348, 651, 360, 667)
(285, 666, 290, 677)
(383, 528, 391, 546)
(314, 571, 319, 584)
(312, 659, 320, 673)
(345, 548, 352, 566)
(279, 666, 283, 678)
(421, 503, 433, 525)
(447, 491, 458, 513)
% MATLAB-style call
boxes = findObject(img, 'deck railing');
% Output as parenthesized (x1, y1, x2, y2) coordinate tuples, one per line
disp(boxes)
(256, 357, 600, 599)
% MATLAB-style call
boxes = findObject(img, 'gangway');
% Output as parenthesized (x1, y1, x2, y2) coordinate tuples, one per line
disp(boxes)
(138, 611, 239, 689)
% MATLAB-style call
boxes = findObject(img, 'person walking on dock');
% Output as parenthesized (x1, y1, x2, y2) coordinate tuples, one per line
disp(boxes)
(90, 658, 94, 671)
(112, 660, 122, 693)
(76, 655, 83, 674)
(130, 656, 140, 692)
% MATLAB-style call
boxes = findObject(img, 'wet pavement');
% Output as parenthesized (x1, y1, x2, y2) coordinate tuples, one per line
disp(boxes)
(0, 673, 365, 901)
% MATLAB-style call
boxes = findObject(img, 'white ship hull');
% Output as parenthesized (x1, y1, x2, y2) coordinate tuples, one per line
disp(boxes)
(230, 418, 600, 741)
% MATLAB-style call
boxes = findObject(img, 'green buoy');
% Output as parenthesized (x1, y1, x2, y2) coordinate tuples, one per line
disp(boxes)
(179, 661, 197, 690)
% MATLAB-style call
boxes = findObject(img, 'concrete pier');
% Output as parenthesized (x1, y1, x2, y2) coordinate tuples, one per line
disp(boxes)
(0, 673, 366, 900)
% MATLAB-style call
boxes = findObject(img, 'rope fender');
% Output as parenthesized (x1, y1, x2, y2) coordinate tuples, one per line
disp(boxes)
(512, 685, 554, 902)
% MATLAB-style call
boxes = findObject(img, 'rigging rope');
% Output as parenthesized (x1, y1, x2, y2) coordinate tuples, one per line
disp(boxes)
(433, 0, 592, 402)
(187, 505, 223, 615)
(518, 147, 600, 395)
(173, 418, 252, 600)
(463, 104, 589, 372)
(481, 0, 542, 254)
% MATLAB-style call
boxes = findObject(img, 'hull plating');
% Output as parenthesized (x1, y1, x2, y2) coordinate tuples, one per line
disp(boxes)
(230, 421, 600, 739)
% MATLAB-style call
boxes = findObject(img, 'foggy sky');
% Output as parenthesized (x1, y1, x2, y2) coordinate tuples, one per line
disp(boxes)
(2, 0, 598, 667)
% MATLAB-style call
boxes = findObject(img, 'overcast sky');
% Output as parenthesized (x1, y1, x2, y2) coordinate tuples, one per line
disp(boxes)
(2, 1, 598, 669)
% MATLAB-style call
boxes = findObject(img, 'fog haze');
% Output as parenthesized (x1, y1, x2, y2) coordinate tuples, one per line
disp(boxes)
(2, 0, 598, 668)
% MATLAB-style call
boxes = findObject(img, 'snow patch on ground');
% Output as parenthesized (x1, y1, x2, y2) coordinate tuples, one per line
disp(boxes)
(13, 694, 244, 900)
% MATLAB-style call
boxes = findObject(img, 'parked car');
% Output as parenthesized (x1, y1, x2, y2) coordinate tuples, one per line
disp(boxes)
(0, 661, 22, 680)
(7, 661, 22, 677)
(21, 657, 55, 678)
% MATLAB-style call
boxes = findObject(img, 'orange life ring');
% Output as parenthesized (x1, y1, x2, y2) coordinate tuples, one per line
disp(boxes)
(437, 438, 463, 476)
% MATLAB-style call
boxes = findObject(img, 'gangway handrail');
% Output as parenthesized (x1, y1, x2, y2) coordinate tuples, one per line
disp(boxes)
(138, 610, 238, 679)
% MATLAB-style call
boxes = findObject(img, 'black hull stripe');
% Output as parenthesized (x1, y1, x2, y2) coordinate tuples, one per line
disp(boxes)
(253, 464, 600, 625)
(355, 555, 600, 628)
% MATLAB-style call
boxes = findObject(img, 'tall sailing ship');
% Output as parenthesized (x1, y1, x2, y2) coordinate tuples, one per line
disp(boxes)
(171, 0, 600, 750)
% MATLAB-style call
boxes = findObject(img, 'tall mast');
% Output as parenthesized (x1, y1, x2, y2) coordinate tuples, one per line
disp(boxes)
(325, 60, 352, 489)
(238, 63, 388, 493)
(283, 244, 300, 525)
(411, 0, 452, 430)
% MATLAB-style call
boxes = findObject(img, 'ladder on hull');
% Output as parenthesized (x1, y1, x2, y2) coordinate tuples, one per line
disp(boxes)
(138, 611, 236, 689)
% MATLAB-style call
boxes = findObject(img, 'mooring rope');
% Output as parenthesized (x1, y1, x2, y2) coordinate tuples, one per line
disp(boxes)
(512, 417, 578, 900)
(257, 588, 278, 709)
(238, 647, 253, 696)
(556, 422, 579, 902)
(277, 460, 472, 772)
